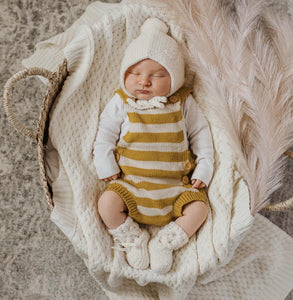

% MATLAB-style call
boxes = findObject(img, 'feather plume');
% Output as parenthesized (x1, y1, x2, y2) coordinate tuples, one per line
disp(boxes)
(160, 0, 293, 214)
(244, 5, 293, 213)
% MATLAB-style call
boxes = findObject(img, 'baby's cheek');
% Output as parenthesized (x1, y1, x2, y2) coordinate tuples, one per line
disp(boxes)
(161, 83, 171, 96)
(124, 76, 135, 90)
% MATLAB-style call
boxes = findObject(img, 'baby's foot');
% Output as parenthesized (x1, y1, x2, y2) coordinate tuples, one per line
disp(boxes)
(109, 217, 150, 270)
(149, 222, 188, 274)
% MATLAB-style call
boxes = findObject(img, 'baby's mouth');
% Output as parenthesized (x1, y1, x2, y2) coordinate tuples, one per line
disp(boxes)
(137, 90, 150, 94)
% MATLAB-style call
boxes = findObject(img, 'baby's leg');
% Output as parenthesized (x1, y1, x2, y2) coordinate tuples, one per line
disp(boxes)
(98, 191, 127, 229)
(98, 190, 150, 270)
(175, 201, 209, 237)
(149, 200, 208, 273)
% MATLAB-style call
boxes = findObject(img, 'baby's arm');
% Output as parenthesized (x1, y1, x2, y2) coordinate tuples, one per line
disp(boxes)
(183, 95, 214, 187)
(93, 94, 125, 180)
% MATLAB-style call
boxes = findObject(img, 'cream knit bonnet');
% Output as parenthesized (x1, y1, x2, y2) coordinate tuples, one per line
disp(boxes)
(120, 18, 185, 98)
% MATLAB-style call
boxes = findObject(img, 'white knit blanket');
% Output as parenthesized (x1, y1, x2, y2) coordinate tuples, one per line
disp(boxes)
(23, 1, 293, 298)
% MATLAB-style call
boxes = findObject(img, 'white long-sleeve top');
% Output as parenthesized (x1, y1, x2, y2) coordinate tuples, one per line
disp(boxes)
(93, 93, 214, 186)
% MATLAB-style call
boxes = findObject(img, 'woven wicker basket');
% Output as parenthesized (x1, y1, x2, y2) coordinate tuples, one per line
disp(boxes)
(2, 60, 293, 212)
(3, 60, 67, 208)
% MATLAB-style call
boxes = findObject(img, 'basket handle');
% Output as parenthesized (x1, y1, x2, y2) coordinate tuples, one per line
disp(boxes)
(3, 67, 54, 140)
(263, 150, 293, 211)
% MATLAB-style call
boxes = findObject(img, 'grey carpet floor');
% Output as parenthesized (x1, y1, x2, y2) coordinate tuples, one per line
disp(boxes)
(1, 0, 292, 299)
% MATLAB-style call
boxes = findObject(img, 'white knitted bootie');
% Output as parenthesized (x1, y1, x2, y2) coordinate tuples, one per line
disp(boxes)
(109, 216, 150, 270)
(149, 221, 189, 274)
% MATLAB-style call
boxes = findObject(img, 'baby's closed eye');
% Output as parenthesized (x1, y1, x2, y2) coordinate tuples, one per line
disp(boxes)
(129, 71, 140, 76)
(151, 73, 167, 78)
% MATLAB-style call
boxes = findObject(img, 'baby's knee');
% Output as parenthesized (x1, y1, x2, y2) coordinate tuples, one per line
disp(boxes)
(199, 202, 209, 221)
(98, 191, 126, 217)
(183, 200, 209, 220)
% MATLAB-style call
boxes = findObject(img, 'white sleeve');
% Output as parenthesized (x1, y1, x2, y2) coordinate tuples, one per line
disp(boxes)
(182, 95, 214, 186)
(93, 94, 126, 179)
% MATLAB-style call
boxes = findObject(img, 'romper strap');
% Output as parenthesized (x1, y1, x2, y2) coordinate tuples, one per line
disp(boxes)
(115, 89, 134, 104)
(168, 87, 193, 104)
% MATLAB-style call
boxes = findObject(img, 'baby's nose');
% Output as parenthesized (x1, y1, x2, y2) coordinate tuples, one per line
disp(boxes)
(139, 75, 151, 86)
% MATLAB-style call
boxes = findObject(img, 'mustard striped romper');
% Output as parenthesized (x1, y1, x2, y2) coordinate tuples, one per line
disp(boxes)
(106, 87, 207, 226)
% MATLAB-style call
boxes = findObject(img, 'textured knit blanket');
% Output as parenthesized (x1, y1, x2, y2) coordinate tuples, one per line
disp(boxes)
(22, 1, 293, 298)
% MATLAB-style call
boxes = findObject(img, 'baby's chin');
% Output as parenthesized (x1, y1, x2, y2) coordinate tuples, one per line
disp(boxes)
(134, 92, 169, 101)
(130, 91, 153, 100)
(136, 94, 153, 100)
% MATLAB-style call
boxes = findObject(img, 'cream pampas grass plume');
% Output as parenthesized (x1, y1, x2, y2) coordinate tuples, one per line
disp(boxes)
(162, 0, 293, 214)
(241, 8, 293, 214)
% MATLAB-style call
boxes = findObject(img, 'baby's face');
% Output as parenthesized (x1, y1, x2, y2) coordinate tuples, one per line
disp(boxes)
(124, 59, 171, 100)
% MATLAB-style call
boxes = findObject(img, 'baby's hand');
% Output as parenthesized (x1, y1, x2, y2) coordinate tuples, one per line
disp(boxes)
(191, 179, 206, 189)
(102, 173, 120, 182)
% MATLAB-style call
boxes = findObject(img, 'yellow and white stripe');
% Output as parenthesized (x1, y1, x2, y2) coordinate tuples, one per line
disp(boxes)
(106, 87, 207, 226)
(117, 140, 188, 153)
